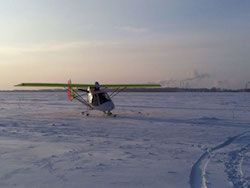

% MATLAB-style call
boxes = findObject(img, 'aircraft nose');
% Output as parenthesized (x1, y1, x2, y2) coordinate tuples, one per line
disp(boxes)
(108, 101, 115, 111)
(99, 101, 115, 112)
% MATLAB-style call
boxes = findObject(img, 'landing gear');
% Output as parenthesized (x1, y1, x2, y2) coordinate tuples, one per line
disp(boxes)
(81, 111, 90, 116)
(81, 111, 116, 117)
(104, 111, 117, 117)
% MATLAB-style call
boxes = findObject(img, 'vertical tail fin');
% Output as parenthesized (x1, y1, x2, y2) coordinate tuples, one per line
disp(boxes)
(67, 79, 74, 101)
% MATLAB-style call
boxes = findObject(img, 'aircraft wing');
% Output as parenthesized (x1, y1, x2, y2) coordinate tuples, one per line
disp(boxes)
(102, 84, 161, 88)
(15, 83, 93, 88)
(15, 83, 161, 88)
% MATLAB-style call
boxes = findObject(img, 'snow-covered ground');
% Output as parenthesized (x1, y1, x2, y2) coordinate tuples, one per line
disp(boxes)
(0, 92, 249, 188)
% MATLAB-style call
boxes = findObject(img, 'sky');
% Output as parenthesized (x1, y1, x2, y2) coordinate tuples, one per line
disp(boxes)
(0, 0, 250, 90)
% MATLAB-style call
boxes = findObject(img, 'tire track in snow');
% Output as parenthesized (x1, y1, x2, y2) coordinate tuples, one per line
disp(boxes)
(189, 131, 249, 188)
(225, 144, 250, 188)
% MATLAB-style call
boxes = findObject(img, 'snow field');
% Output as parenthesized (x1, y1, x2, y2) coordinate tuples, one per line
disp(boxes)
(0, 92, 249, 188)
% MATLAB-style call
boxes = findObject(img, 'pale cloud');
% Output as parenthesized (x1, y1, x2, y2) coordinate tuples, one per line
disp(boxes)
(0, 41, 120, 55)
(115, 25, 149, 33)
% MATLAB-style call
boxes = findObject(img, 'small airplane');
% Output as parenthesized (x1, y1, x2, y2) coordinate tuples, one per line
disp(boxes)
(16, 80, 161, 116)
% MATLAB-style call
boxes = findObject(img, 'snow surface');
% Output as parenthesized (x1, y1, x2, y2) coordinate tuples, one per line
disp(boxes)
(0, 92, 249, 188)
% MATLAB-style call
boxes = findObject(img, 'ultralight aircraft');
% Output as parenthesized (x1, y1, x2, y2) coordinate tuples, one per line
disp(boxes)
(16, 80, 161, 116)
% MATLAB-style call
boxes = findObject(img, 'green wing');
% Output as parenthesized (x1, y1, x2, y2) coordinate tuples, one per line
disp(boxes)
(103, 84, 161, 88)
(15, 83, 93, 88)
(15, 83, 161, 88)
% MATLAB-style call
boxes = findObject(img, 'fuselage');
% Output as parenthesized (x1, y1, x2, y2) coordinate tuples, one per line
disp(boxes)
(87, 87, 115, 113)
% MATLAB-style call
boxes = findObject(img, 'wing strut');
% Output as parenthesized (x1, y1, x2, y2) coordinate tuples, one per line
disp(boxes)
(110, 87, 127, 98)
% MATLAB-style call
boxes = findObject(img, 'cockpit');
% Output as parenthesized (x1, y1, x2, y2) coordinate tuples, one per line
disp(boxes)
(88, 92, 111, 106)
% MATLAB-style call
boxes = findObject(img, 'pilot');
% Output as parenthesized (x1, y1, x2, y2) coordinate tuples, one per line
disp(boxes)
(94, 81, 100, 91)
